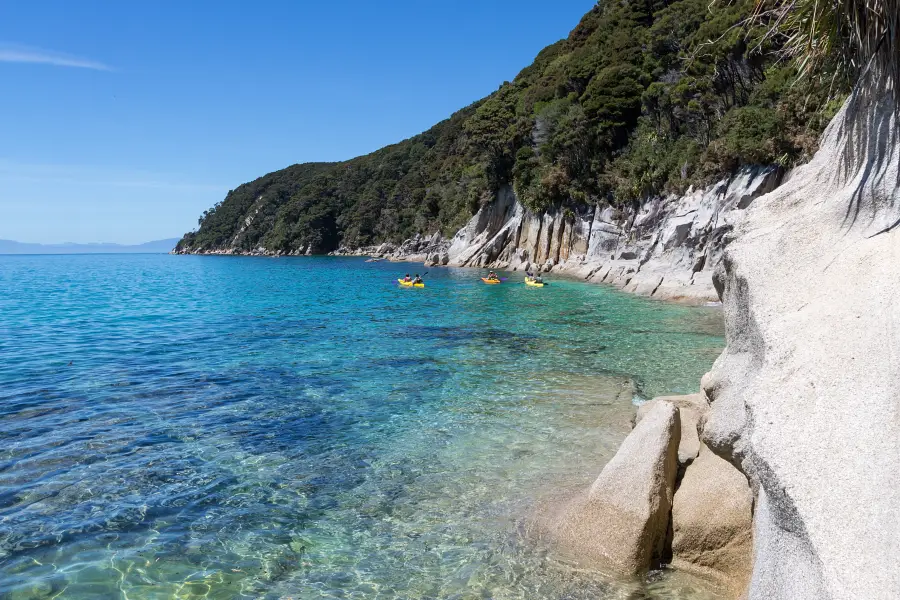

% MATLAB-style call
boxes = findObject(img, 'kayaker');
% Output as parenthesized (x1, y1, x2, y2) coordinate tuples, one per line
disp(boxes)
(413, 274, 423, 284)
(488, 271, 498, 281)
(404, 273, 411, 282)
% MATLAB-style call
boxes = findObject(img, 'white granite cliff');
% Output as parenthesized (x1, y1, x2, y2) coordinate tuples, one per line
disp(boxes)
(351, 165, 782, 303)
(541, 89, 900, 600)
(701, 88, 900, 599)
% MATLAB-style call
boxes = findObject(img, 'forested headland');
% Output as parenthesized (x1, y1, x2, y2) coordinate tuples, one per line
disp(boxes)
(178, 0, 843, 255)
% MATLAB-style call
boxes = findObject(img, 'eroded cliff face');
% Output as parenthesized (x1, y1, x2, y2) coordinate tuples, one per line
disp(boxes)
(458, 91, 899, 600)
(531, 88, 899, 599)
(702, 90, 900, 599)
(351, 165, 782, 303)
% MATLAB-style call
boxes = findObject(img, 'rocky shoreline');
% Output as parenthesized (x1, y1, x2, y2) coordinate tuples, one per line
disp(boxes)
(327, 164, 782, 305)
(539, 90, 900, 600)
(543, 390, 754, 597)
(173, 93, 900, 599)
(177, 164, 782, 306)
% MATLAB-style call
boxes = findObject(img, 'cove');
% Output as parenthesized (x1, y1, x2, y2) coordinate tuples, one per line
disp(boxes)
(0, 254, 724, 599)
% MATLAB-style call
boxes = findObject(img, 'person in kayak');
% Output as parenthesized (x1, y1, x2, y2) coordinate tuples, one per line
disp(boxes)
(413, 274, 423, 284)
(487, 271, 498, 281)
(404, 273, 411, 282)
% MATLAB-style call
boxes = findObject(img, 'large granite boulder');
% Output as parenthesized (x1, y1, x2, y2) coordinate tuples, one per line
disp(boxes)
(551, 401, 680, 574)
(637, 393, 708, 466)
(671, 444, 753, 597)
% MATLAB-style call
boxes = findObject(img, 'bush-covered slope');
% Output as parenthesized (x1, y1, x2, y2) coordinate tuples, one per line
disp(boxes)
(178, 0, 842, 255)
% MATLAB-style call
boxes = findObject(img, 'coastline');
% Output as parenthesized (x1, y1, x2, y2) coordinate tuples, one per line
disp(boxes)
(526, 91, 900, 600)
(171, 250, 722, 307)
(171, 168, 779, 595)
(175, 165, 782, 311)
(326, 164, 781, 308)
(170, 113, 900, 597)
(177, 163, 785, 309)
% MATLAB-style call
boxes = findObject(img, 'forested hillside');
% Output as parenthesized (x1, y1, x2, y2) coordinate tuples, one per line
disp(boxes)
(178, 0, 842, 254)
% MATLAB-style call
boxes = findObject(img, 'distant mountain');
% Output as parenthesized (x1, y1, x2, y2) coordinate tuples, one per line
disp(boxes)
(0, 238, 180, 254)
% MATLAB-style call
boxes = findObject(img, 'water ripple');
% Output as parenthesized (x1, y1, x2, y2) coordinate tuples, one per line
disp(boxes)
(0, 255, 724, 599)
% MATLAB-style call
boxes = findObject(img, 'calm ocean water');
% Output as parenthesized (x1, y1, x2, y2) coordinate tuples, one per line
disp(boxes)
(0, 255, 724, 600)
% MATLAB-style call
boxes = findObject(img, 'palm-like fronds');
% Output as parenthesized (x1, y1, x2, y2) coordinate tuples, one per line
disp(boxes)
(753, 0, 899, 101)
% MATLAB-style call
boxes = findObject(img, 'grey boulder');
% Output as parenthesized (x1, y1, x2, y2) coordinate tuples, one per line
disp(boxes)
(551, 401, 681, 574)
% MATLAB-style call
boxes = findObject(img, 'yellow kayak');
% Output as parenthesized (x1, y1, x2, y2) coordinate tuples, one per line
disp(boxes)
(525, 277, 545, 287)
(398, 279, 424, 288)
(481, 278, 501, 284)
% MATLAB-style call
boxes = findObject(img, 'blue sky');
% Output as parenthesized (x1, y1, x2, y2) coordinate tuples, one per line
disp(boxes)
(0, 0, 596, 244)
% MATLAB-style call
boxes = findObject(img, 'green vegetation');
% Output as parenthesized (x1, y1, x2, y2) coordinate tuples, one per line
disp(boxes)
(753, 0, 898, 98)
(179, 0, 845, 255)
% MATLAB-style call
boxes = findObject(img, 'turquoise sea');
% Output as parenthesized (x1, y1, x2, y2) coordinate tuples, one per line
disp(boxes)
(0, 255, 724, 600)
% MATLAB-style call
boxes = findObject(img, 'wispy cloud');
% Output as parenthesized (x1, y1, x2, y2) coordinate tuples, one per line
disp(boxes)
(0, 160, 227, 193)
(0, 44, 112, 71)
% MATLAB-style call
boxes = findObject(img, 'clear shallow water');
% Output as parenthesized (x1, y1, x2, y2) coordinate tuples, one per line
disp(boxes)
(0, 255, 724, 600)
